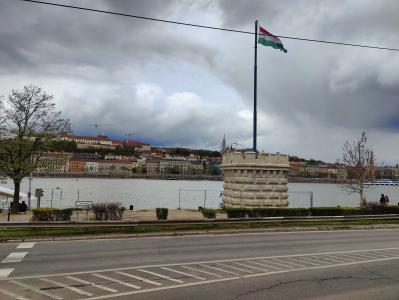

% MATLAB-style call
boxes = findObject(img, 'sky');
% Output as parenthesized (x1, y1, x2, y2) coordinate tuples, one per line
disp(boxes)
(0, 0, 399, 164)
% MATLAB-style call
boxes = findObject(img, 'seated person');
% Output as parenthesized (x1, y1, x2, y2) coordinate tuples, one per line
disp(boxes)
(19, 200, 27, 213)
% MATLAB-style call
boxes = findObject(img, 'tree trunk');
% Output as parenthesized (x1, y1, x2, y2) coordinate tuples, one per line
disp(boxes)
(359, 185, 365, 207)
(11, 179, 21, 213)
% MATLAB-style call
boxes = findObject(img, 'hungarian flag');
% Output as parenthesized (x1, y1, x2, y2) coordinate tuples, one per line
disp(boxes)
(258, 26, 287, 53)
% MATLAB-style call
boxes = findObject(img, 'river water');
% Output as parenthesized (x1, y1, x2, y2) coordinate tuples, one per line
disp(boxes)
(1, 178, 398, 209)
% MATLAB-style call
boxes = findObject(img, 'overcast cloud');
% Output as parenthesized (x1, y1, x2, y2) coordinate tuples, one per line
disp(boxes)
(0, 0, 398, 163)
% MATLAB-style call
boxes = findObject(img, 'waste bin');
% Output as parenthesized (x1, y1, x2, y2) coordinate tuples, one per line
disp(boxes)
(129, 205, 134, 210)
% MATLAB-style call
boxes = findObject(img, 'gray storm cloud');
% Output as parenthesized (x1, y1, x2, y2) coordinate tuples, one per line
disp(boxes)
(0, 0, 398, 162)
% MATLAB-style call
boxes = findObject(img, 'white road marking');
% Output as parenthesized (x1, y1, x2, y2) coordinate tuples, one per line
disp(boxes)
(0, 268, 14, 279)
(83, 277, 241, 300)
(215, 263, 254, 274)
(66, 276, 118, 293)
(272, 258, 307, 268)
(2, 252, 28, 264)
(0, 287, 29, 300)
(199, 264, 238, 276)
(160, 267, 205, 281)
(115, 271, 162, 286)
(245, 260, 281, 270)
(292, 256, 326, 265)
(9, 280, 63, 300)
(5, 246, 399, 281)
(181, 266, 223, 278)
(137, 269, 184, 284)
(16, 242, 36, 249)
(40, 277, 93, 296)
(231, 261, 267, 272)
(92, 273, 141, 289)
(261, 259, 294, 269)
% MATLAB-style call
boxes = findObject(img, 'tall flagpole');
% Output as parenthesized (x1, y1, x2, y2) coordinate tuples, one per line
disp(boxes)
(253, 20, 258, 154)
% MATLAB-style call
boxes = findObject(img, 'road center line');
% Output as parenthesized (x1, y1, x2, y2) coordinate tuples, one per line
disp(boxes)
(16, 242, 36, 249)
(66, 276, 118, 293)
(2, 252, 28, 264)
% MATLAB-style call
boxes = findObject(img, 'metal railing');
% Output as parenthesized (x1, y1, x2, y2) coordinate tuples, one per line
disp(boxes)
(178, 189, 223, 209)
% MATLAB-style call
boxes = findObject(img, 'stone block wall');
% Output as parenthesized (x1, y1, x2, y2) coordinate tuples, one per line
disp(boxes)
(222, 151, 290, 208)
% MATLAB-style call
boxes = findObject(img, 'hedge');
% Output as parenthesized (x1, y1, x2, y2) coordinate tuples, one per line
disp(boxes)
(201, 209, 217, 219)
(31, 208, 74, 221)
(225, 206, 399, 218)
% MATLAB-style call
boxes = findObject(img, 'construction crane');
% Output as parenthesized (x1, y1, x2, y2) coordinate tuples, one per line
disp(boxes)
(232, 142, 244, 148)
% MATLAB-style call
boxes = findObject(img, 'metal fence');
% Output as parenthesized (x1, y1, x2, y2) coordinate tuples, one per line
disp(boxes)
(177, 189, 314, 209)
(178, 189, 223, 209)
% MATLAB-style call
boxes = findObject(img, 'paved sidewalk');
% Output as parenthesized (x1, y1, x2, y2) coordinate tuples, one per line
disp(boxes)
(0, 209, 227, 223)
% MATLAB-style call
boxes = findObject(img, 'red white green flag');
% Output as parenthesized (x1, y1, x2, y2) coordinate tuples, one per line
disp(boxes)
(258, 26, 287, 53)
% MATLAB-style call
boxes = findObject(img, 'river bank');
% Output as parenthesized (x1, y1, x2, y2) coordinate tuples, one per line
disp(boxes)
(31, 172, 342, 184)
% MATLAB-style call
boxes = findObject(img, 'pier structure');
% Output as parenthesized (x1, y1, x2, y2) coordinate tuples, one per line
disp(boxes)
(221, 151, 290, 208)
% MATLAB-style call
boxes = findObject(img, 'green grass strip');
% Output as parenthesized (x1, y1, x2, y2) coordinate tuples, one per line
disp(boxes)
(1, 219, 399, 239)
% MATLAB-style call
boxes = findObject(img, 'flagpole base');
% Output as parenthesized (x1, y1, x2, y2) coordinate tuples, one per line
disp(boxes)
(221, 151, 290, 208)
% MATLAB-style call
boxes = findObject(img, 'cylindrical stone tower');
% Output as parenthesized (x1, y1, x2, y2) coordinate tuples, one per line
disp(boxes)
(222, 151, 290, 208)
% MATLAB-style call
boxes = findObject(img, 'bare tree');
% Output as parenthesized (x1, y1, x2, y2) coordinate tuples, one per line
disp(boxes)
(339, 132, 375, 206)
(0, 85, 70, 212)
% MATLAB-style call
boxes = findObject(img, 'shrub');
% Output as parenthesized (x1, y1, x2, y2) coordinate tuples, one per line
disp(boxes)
(91, 202, 124, 221)
(31, 208, 74, 221)
(156, 208, 168, 220)
(202, 209, 216, 219)
(32, 208, 59, 221)
(361, 202, 399, 215)
(225, 208, 248, 218)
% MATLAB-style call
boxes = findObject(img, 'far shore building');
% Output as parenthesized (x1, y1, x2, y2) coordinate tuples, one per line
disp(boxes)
(159, 158, 190, 175)
(35, 152, 71, 173)
(69, 158, 86, 173)
(146, 159, 160, 175)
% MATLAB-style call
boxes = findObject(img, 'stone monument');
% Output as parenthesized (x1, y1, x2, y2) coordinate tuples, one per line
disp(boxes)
(222, 151, 290, 208)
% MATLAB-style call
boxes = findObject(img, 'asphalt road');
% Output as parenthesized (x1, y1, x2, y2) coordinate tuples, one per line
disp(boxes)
(0, 229, 398, 299)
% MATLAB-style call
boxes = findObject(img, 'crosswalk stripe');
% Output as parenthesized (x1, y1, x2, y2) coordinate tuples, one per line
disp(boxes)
(10, 280, 63, 300)
(0, 287, 29, 300)
(66, 276, 118, 293)
(137, 269, 184, 284)
(160, 267, 205, 281)
(40, 277, 93, 296)
(0, 268, 14, 279)
(181, 266, 223, 278)
(115, 271, 162, 286)
(2, 253, 28, 264)
(16, 242, 36, 249)
(92, 273, 141, 289)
